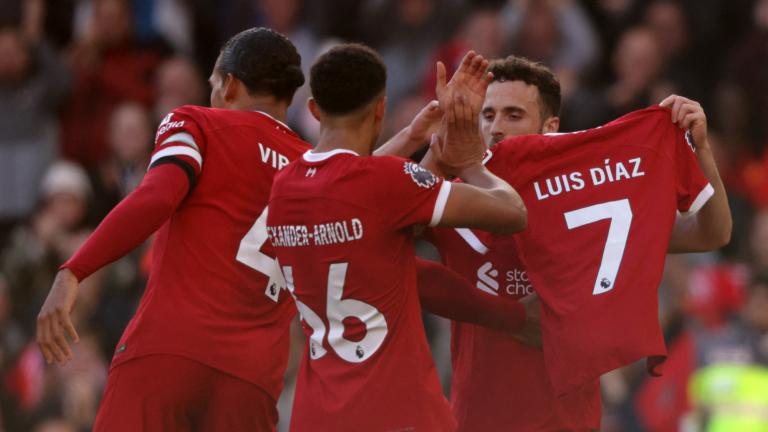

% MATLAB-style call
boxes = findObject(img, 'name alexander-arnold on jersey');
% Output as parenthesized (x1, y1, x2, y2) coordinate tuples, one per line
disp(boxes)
(534, 157, 645, 201)
(268, 219, 364, 247)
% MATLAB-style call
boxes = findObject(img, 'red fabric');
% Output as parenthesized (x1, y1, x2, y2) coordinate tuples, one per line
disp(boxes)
(62, 163, 188, 281)
(415, 257, 526, 334)
(61, 43, 160, 167)
(635, 331, 695, 432)
(93, 354, 277, 432)
(268, 153, 455, 431)
(103, 107, 310, 404)
(492, 106, 712, 396)
(427, 226, 601, 431)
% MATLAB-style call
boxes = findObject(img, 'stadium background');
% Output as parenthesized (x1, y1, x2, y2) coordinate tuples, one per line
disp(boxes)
(0, 0, 767, 430)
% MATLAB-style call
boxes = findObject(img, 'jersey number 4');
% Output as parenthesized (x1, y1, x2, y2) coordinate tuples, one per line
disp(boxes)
(236, 207, 287, 302)
(564, 199, 633, 295)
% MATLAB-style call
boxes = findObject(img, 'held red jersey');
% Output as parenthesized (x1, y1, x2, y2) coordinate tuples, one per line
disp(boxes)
(492, 106, 714, 396)
(426, 224, 601, 431)
(267, 150, 456, 432)
(113, 105, 311, 401)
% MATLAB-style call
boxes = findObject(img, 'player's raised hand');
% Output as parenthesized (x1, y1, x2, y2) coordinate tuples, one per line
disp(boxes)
(433, 93, 486, 177)
(435, 50, 493, 114)
(37, 269, 80, 365)
(513, 293, 542, 349)
(409, 100, 442, 144)
(659, 95, 709, 150)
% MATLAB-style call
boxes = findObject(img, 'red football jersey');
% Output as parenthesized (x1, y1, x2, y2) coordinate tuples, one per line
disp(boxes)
(492, 106, 714, 396)
(427, 226, 601, 431)
(267, 150, 456, 432)
(112, 106, 311, 401)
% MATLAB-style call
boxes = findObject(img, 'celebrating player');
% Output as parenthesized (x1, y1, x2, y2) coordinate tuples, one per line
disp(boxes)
(423, 56, 731, 431)
(266, 43, 526, 431)
(37, 28, 311, 431)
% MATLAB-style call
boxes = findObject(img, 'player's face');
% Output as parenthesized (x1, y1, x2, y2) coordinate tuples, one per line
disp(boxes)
(480, 80, 546, 147)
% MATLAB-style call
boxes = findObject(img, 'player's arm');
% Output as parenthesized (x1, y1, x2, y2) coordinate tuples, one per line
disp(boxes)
(432, 92, 527, 234)
(416, 258, 542, 347)
(374, 100, 441, 158)
(661, 95, 732, 253)
(37, 109, 204, 365)
(37, 163, 190, 365)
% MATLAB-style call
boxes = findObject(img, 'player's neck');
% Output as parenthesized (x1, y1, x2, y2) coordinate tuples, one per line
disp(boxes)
(314, 126, 374, 156)
(229, 96, 289, 123)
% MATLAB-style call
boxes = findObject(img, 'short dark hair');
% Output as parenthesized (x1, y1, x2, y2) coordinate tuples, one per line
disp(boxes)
(310, 43, 387, 115)
(487, 56, 561, 118)
(218, 27, 304, 102)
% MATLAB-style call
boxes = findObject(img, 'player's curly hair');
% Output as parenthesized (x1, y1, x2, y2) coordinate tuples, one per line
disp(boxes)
(487, 56, 561, 118)
(310, 43, 387, 115)
(218, 27, 305, 102)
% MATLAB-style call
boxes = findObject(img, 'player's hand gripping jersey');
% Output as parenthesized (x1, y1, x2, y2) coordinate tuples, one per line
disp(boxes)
(493, 106, 714, 396)
(267, 150, 456, 432)
(110, 106, 310, 400)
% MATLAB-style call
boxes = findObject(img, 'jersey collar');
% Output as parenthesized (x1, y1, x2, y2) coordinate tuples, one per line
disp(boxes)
(302, 148, 359, 162)
(254, 110, 294, 133)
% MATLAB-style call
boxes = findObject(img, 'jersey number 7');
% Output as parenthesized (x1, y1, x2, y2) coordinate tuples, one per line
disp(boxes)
(564, 199, 633, 295)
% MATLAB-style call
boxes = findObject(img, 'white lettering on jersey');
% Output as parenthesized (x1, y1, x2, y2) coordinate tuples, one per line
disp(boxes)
(267, 219, 364, 247)
(534, 157, 645, 201)
(258, 142, 290, 170)
(155, 112, 186, 141)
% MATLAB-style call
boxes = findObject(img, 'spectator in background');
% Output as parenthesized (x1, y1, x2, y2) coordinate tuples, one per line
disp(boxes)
(32, 418, 77, 432)
(687, 274, 768, 431)
(90, 102, 154, 220)
(750, 210, 768, 275)
(152, 56, 205, 123)
(728, 0, 768, 157)
(643, 0, 704, 104)
(61, 0, 161, 169)
(562, 26, 670, 131)
(501, 0, 599, 99)
(360, 0, 462, 108)
(0, 0, 70, 241)
(1, 161, 92, 332)
(421, 5, 505, 100)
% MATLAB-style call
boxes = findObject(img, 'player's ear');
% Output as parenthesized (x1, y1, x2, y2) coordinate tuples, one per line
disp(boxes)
(374, 95, 386, 121)
(308, 98, 321, 122)
(222, 73, 238, 103)
(542, 116, 560, 134)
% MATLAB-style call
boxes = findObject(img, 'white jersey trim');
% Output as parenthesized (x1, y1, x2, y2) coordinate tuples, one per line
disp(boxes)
(161, 132, 199, 151)
(455, 227, 490, 254)
(302, 149, 359, 162)
(429, 181, 452, 227)
(149, 146, 203, 169)
(680, 183, 715, 216)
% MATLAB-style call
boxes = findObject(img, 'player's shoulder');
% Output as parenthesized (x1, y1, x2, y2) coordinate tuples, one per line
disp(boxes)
(366, 155, 442, 190)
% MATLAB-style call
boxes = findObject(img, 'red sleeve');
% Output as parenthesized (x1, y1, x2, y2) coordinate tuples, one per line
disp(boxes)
(149, 107, 207, 180)
(369, 156, 451, 230)
(61, 163, 189, 281)
(416, 258, 526, 333)
(675, 131, 714, 214)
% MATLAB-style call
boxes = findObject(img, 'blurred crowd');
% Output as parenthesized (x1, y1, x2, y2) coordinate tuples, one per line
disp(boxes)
(0, 0, 767, 431)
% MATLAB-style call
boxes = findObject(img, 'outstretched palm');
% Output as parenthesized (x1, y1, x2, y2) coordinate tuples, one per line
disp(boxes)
(435, 51, 493, 115)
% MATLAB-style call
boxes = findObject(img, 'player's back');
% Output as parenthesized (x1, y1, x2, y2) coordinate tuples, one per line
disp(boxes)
(267, 150, 455, 432)
(115, 106, 311, 401)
